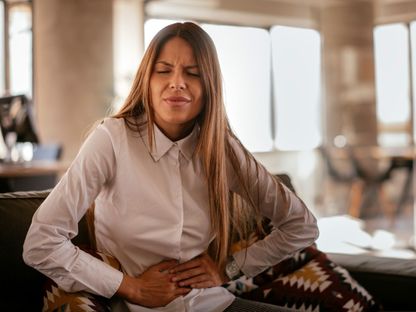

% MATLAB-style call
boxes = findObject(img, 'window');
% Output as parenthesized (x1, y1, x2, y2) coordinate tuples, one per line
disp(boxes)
(0, 1, 4, 94)
(271, 26, 321, 150)
(113, 0, 144, 111)
(411, 21, 416, 143)
(203, 24, 273, 152)
(374, 23, 411, 147)
(8, 3, 32, 97)
(0, 1, 33, 98)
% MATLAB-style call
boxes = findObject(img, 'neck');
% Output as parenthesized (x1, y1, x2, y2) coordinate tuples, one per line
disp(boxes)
(157, 122, 195, 141)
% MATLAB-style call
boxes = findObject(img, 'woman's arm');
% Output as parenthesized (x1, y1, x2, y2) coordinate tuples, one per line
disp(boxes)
(228, 138, 319, 278)
(23, 121, 123, 298)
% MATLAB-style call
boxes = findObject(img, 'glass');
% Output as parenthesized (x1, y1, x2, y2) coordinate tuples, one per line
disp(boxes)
(271, 26, 322, 151)
(9, 3, 32, 97)
(203, 24, 273, 152)
(113, 0, 144, 112)
(374, 23, 410, 147)
(0, 2, 5, 95)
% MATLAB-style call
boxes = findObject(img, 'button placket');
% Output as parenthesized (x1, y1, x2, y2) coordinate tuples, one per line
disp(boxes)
(171, 144, 184, 261)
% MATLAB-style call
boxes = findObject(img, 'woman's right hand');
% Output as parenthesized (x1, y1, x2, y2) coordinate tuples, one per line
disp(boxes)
(116, 259, 192, 308)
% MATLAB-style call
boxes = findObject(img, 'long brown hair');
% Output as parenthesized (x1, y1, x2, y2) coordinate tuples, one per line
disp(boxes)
(113, 22, 263, 270)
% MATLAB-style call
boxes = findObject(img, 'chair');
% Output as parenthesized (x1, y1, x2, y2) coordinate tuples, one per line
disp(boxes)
(347, 147, 410, 220)
(385, 156, 413, 217)
(318, 146, 363, 216)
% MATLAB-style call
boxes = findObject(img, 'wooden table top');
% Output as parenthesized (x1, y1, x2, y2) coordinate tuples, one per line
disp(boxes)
(0, 160, 70, 178)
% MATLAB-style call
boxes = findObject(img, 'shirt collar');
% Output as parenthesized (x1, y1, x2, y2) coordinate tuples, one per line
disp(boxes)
(142, 122, 199, 162)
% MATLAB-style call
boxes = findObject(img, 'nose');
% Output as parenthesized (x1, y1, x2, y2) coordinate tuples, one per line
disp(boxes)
(170, 71, 186, 90)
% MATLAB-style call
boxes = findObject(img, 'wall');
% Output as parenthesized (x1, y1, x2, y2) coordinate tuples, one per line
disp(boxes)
(33, 0, 113, 162)
(320, 1, 378, 147)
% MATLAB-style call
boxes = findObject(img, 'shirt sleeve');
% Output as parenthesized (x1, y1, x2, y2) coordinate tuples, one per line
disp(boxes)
(22, 121, 124, 298)
(228, 137, 319, 278)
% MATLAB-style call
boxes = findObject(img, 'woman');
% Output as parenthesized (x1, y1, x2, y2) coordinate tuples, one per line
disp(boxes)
(23, 22, 318, 311)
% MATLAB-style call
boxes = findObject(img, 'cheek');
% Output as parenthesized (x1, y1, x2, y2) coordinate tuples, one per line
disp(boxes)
(150, 81, 162, 104)
(193, 84, 203, 104)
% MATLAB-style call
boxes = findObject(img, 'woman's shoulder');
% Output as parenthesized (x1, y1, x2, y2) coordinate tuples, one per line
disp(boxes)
(99, 117, 125, 128)
(95, 117, 128, 136)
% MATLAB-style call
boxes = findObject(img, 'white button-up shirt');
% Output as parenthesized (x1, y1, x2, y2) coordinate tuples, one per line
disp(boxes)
(23, 118, 318, 311)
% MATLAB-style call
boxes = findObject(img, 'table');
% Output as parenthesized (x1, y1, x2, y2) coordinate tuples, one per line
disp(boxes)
(0, 160, 70, 192)
(0, 160, 69, 177)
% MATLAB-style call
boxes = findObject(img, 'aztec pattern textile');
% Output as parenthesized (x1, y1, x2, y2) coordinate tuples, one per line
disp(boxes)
(42, 282, 110, 312)
(42, 247, 121, 312)
(224, 246, 382, 312)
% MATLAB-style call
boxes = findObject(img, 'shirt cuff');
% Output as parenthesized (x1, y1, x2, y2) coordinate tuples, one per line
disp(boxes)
(73, 251, 124, 298)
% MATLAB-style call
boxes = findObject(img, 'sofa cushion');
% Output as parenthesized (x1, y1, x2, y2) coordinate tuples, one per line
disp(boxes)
(225, 246, 382, 311)
(0, 190, 91, 311)
(328, 253, 416, 311)
(42, 247, 120, 312)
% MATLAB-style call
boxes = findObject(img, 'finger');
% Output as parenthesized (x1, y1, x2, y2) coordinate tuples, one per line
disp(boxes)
(170, 259, 200, 273)
(174, 286, 192, 296)
(155, 259, 179, 272)
(172, 267, 205, 282)
(177, 273, 210, 287)
(189, 280, 215, 289)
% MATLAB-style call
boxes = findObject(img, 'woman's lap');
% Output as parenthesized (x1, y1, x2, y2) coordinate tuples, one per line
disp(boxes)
(224, 297, 296, 312)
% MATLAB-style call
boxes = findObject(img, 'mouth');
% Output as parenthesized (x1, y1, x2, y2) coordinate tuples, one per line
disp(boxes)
(164, 96, 191, 107)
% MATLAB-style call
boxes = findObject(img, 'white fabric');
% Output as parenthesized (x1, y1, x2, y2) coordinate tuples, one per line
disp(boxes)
(23, 117, 318, 311)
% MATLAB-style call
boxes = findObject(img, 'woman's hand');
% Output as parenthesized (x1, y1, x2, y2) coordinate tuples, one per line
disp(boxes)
(116, 259, 191, 308)
(169, 253, 228, 288)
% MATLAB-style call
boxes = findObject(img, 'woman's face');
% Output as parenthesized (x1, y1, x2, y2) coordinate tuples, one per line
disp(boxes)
(150, 36, 203, 141)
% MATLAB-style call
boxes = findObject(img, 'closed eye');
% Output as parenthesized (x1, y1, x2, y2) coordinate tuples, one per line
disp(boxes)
(187, 72, 200, 77)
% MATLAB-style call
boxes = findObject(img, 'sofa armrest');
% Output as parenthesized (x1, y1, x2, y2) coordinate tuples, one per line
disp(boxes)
(328, 252, 416, 311)
(0, 190, 91, 311)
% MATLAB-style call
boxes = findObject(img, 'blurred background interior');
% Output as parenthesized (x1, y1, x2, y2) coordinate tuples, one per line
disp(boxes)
(0, 0, 415, 260)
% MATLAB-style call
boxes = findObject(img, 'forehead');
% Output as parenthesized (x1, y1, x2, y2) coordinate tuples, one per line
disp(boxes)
(156, 36, 196, 63)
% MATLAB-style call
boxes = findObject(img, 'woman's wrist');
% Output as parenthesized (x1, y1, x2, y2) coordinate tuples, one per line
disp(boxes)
(116, 274, 141, 302)
(225, 256, 243, 281)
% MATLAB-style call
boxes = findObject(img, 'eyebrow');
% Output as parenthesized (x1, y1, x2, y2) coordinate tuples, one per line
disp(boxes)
(155, 61, 199, 69)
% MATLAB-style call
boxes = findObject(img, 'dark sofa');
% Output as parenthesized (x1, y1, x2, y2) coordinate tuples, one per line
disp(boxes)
(1, 189, 416, 311)
(0, 190, 91, 311)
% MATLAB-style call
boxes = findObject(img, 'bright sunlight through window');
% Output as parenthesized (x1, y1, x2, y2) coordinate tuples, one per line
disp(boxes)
(9, 4, 32, 97)
(203, 24, 273, 152)
(410, 21, 416, 143)
(271, 26, 321, 151)
(374, 24, 410, 126)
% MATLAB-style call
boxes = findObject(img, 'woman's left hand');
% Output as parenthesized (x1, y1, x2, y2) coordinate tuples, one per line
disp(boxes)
(169, 253, 227, 288)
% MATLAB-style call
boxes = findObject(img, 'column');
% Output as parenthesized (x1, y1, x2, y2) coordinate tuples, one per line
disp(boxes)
(320, 1, 378, 147)
(33, 0, 113, 162)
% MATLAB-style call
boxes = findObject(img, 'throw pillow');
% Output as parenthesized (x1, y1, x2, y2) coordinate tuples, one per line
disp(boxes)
(42, 247, 121, 312)
(230, 246, 382, 312)
(42, 281, 110, 312)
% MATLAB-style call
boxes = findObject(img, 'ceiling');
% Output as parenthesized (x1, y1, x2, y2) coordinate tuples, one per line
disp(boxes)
(145, 0, 316, 27)
(146, 0, 416, 28)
